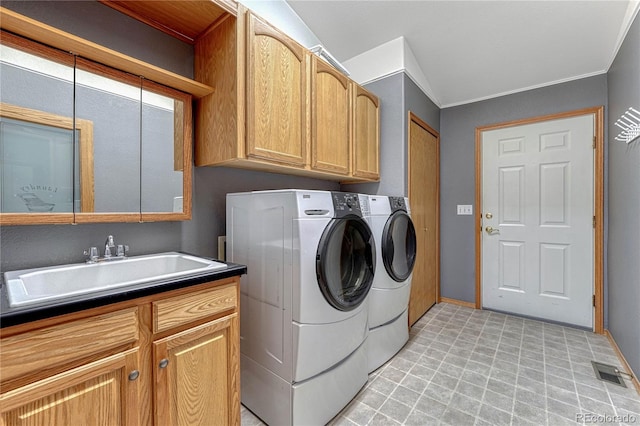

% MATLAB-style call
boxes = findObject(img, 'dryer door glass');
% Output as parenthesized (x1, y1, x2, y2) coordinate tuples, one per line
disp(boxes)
(316, 215, 375, 311)
(382, 211, 417, 282)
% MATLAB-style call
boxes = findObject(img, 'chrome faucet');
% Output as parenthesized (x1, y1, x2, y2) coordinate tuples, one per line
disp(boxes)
(104, 235, 116, 258)
(84, 235, 129, 263)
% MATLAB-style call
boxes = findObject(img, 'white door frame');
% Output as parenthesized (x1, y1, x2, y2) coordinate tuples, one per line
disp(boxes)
(475, 106, 604, 333)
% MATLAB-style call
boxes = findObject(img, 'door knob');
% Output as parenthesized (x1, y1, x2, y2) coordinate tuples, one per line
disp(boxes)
(485, 212, 493, 219)
(485, 226, 499, 234)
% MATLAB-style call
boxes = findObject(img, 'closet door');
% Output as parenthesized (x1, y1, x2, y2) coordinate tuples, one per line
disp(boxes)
(408, 113, 439, 325)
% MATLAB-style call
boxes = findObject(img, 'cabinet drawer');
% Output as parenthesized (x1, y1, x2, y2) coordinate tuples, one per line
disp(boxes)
(153, 283, 237, 333)
(1, 307, 139, 384)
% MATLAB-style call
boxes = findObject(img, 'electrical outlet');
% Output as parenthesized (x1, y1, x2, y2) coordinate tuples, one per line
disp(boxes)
(217, 236, 226, 261)
(457, 205, 473, 215)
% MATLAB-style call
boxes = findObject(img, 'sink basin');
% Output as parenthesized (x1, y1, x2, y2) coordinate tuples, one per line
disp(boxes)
(4, 252, 226, 308)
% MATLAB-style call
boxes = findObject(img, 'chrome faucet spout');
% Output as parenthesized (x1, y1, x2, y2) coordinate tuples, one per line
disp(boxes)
(105, 235, 115, 258)
(84, 236, 129, 263)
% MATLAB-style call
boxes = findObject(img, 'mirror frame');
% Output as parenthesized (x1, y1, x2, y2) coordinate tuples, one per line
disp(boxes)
(0, 31, 192, 225)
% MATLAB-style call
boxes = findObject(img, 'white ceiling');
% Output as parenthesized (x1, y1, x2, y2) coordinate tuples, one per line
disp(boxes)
(286, 0, 639, 107)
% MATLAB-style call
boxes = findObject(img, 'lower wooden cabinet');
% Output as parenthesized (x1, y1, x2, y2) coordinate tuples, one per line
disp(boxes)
(1, 349, 140, 426)
(154, 314, 239, 426)
(0, 277, 240, 426)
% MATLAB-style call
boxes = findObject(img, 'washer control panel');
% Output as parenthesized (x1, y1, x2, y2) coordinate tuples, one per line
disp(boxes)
(389, 196, 407, 212)
(332, 192, 363, 217)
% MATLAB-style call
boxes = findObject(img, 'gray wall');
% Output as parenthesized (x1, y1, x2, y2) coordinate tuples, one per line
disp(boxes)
(343, 72, 440, 197)
(0, 1, 338, 274)
(607, 13, 640, 377)
(439, 75, 608, 304)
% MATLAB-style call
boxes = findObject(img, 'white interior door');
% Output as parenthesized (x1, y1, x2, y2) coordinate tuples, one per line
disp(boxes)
(482, 114, 594, 328)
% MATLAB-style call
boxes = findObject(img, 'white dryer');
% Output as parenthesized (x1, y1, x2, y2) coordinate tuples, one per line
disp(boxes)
(366, 195, 417, 372)
(227, 190, 375, 426)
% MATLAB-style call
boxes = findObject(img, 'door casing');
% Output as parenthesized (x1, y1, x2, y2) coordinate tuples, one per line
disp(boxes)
(475, 106, 604, 333)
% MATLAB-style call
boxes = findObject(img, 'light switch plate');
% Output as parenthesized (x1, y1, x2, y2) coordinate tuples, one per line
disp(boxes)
(457, 205, 473, 215)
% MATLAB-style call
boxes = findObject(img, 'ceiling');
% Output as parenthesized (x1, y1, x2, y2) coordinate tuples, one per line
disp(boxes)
(286, 0, 639, 107)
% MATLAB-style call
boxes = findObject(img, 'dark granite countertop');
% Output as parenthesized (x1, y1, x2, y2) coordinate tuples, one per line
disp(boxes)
(0, 253, 246, 329)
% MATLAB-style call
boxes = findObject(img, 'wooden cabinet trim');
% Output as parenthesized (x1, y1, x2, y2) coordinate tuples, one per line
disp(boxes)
(0, 7, 213, 98)
(1, 307, 139, 385)
(248, 12, 305, 62)
(153, 283, 237, 334)
(315, 58, 349, 89)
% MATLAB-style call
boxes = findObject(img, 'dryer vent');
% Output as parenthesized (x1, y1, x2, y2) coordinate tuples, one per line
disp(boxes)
(591, 361, 627, 387)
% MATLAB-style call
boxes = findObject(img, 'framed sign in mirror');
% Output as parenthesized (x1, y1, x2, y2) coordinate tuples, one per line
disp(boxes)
(0, 104, 94, 222)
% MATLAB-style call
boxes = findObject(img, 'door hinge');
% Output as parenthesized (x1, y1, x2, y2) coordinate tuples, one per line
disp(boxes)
(593, 294, 596, 307)
(593, 216, 596, 228)
(593, 136, 596, 149)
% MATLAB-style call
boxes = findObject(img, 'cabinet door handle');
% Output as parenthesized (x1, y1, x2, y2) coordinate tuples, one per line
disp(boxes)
(128, 370, 140, 381)
(159, 359, 169, 369)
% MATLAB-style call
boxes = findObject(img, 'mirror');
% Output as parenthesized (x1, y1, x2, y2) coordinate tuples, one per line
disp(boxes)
(73, 58, 141, 222)
(141, 79, 191, 221)
(0, 32, 192, 225)
(0, 34, 76, 224)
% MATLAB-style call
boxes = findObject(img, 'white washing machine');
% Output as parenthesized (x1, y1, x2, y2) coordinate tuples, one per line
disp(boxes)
(366, 195, 417, 372)
(226, 190, 375, 426)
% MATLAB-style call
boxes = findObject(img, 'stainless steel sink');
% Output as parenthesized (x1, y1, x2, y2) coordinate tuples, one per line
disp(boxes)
(4, 252, 226, 308)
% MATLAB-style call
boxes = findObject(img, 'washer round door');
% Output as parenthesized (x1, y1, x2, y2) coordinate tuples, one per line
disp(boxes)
(316, 215, 376, 311)
(382, 211, 417, 282)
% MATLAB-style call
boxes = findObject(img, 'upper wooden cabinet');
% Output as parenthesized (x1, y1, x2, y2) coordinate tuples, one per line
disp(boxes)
(194, 7, 380, 182)
(353, 85, 380, 180)
(246, 13, 308, 167)
(311, 57, 351, 175)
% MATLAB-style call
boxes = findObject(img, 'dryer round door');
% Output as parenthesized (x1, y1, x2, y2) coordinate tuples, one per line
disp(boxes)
(382, 211, 417, 282)
(316, 215, 376, 311)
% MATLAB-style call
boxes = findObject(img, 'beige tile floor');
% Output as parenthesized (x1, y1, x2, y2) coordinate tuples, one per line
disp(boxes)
(241, 303, 640, 425)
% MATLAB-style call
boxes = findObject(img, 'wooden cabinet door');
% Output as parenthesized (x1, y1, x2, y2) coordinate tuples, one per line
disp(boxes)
(246, 12, 307, 167)
(311, 57, 350, 174)
(1, 349, 140, 426)
(154, 314, 240, 426)
(352, 85, 380, 179)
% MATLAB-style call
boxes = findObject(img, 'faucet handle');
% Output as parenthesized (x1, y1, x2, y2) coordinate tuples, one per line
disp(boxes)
(116, 244, 129, 257)
(84, 247, 99, 263)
